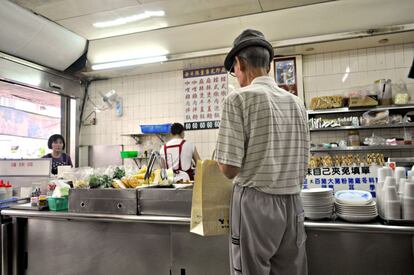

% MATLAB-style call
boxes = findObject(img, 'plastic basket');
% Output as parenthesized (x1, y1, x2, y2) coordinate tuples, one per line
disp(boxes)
(140, 124, 171, 134)
(47, 197, 68, 211)
(120, 151, 139, 159)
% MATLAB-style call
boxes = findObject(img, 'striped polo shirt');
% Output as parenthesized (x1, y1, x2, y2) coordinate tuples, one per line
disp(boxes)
(216, 76, 310, 195)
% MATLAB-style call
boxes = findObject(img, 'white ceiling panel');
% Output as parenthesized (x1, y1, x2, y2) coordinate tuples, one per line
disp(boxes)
(56, 0, 260, 39)
(87, 0, 414, 65)
(82, 31, 414, 79)
(12, 0, 139, 21)
(259, 0, 336, 11)
(7, 0, 414, 78)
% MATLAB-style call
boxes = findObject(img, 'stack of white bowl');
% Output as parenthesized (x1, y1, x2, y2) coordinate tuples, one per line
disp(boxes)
(402, 181, 414, 220)
(334, 190, 378, 222)
(300, 188, 334, 220)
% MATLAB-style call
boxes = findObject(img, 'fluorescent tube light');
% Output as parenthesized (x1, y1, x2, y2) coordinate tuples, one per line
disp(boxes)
(91, 55, 168, 70)
(93, 11, 165, 28)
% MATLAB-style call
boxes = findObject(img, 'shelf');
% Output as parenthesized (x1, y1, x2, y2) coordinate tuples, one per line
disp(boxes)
(307, 104, 414, 115)
(310, 123, 414, 132)
(121, 133, 170, 144)
(311, 145, 414, 152)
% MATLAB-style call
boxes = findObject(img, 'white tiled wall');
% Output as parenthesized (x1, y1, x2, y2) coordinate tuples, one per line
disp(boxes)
(80, 43, 414, 165)
(304, 43, 414, 153)
(80, 66, 241, 164)
(303, 43, 414, 106)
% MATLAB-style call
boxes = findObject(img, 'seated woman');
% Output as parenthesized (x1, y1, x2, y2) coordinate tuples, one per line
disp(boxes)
(42, 134, 73, 175)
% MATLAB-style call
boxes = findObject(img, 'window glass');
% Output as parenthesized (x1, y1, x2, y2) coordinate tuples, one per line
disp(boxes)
(0, 81, 61, 158)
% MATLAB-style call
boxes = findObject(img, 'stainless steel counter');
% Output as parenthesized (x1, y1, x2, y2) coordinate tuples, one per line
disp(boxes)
(2, 209, 414, 233)
(1, 209, 414, 275)
(1, 209, 191, 225)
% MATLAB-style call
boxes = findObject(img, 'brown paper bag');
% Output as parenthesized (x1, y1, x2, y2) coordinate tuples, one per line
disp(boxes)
(190, 159, 233, 236)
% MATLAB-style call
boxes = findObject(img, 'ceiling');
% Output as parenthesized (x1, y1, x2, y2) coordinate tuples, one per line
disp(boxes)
(12, 0, 334, 40)
(8, 0, 414, 79)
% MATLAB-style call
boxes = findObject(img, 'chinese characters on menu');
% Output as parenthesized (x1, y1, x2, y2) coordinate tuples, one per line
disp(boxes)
(183, 67, 228, 130)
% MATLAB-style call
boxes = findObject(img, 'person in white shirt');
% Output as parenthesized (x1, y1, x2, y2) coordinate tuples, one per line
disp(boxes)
(160, 123, 201, 181)
(216, 29, 309, 275)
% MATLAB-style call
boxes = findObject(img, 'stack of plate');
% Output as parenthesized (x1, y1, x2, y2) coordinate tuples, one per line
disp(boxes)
(334, 190, 378, 222)
(300, 188, 334, 220)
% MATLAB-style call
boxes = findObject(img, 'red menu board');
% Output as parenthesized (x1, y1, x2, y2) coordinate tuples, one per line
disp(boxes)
(183, 66, 228, 130)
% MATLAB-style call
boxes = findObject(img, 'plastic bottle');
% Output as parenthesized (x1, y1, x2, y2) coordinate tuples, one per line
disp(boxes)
(5, 181, 13, 199)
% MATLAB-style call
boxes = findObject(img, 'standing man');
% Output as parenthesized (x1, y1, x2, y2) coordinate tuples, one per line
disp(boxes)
(216, 29, 310, 275)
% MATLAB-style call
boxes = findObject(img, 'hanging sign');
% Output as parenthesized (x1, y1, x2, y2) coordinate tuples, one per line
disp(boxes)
(183, 66, 228, 130)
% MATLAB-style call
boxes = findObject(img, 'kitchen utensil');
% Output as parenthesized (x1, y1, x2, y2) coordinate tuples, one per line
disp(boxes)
(144, 152, 157, 180)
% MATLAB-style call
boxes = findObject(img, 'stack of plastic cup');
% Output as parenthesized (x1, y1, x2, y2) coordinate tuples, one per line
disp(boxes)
(383, 184, 401, 220)
(380, 177, 397, 216)
(377, 167, 393, 183)
(394, 167, 406, 187)
(376, 167, 393, 216)
(398, 178, 408, 199)
(402, 181, 414, 220)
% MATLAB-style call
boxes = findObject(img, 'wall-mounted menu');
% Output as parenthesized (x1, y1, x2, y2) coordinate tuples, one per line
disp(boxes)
(183, 66, 228, 130)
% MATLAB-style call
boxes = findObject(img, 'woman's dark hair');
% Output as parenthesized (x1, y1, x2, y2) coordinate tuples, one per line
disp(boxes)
(48, 134, 65, 150)
(170, 123, 185, 135)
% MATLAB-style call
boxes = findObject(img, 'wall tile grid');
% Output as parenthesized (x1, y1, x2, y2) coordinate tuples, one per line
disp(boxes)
(80, 69, 241, 164)
(305, 43, 414, 150)
(80, 43, 414, 165)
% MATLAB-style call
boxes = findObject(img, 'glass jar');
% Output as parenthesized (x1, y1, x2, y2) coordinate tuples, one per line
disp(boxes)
(348, 130, 360, 146)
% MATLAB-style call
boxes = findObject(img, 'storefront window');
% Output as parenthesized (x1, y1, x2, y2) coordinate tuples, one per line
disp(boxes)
(0, 81, 61, 158)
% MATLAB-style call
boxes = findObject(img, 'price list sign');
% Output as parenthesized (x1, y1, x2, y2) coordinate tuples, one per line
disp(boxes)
(183, 66, 228, 130)
(304, 165, 378, 197)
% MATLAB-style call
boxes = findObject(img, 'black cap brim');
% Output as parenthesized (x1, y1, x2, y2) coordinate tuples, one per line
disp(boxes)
(224, 38, 274, 72)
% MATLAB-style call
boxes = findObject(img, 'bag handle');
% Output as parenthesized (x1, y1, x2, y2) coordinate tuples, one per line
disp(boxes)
(211, 149, 216, 160)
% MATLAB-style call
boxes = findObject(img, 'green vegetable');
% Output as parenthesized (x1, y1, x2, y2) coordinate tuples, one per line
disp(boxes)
(89, 174, 113, 189)
(113, 167, 126, 180)
(101, 175, 112, 188)
(89, 175, 100, 188)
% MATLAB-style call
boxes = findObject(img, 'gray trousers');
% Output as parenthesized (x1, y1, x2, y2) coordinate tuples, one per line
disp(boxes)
(230, 184, 308, 275)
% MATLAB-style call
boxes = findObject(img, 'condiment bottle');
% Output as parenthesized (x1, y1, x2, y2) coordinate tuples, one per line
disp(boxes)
(38, 195, 48, 211)
(31, 190, 39, 207)
(5, 182, 12, 199)
(0, 181, 6, 201)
